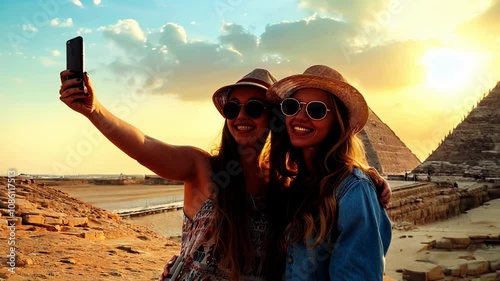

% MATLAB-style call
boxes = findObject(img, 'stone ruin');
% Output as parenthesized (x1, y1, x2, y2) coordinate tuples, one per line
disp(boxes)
(387, 181, 500, 281)
(358, 109, 421, 175)
(0, 179, 159, 241)
(413, 82, 500, 178)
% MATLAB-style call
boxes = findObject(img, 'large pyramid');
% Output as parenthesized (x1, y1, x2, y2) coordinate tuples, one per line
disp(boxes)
(413, 82, 500, 177)
(358, 109, 421, 175)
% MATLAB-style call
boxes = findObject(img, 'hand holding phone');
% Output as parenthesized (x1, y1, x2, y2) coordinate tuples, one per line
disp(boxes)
(66, 36, 85, 89)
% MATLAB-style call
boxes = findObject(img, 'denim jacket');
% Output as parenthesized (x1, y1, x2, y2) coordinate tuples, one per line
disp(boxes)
(284, 168, 392, 281)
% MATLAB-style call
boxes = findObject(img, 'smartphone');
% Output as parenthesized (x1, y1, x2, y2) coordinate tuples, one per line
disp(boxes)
(66, 36, 85, 88)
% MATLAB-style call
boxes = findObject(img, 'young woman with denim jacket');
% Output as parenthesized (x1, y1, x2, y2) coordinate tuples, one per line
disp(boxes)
(265, 65, 392, 280)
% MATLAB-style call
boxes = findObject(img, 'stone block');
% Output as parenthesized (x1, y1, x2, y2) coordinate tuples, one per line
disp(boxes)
(45, 224, 61, 232)
(16, 190, 29, 197)
(466, 260, 489, 276)
(477, 272, 497, 281)
(23, 215, 45, 225)
(80, 230, 105, 240)
(403, 264, 444, 281)
(44, 217, 63, 225)
(63, 216, 89, 227)
(443, 236, 471, 249)
(8, 217, 23, 226)
(445, 263, 468, 277)
(490, 259, 500, 271)
(435, 238, 454, 249)
(15, 199, 38, 210)
(20, 209, 65, 218)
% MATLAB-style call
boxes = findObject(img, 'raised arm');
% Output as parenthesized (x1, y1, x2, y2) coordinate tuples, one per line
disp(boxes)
(58, 71, 211, 184)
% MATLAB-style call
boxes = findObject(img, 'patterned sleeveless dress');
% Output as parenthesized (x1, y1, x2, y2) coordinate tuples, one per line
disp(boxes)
(174, 195, 268, 281)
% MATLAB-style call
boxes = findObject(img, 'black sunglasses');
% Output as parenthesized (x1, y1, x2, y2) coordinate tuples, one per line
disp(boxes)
(222, 100, 267, 120)
(280, 98, 331, 120)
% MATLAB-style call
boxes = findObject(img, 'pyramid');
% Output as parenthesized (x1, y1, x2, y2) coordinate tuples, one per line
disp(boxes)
(358, 109, 421, 175)
(413, 82, 500, 177)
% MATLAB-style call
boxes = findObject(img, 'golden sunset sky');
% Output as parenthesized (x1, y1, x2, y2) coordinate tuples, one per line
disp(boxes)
(1, 0, 499, 175)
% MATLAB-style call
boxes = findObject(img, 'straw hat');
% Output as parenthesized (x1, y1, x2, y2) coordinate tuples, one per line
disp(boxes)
(212, 68, 277, 116)
(266, 65, 368, 134)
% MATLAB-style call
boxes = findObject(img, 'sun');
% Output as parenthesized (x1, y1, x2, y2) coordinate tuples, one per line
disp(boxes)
(421, 48, 480, 92)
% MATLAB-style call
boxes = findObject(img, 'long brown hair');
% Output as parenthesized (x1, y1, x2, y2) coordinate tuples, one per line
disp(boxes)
(267, 93, 369, 251)
(209, 122, 252, 280)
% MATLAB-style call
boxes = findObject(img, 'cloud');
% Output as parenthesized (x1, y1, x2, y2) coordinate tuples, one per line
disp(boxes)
(158, 23, 187, 47)
(259, 16, 439, 91)
(77, 28, 92, 35)
(98, 16, 437, 101)
(343, 40, 432, 90)
(22, 24, 38, 33)
(72, 0, 83, 7)
(260, 15, 352, 63)
(299, 0, 393, 25)
(457, 0, 500, 46)
(50, 18, 74, 27)
(219, 23, 258, 56)
(99, 19, 146, 53)
(93, 0, 101, 5)
(51, 50, 60, 56)
(99, 21, 258, 100)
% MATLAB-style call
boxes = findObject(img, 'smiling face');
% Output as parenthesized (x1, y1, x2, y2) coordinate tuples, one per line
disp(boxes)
(285, 88, 336, 150)
(226, 85, 270, 146)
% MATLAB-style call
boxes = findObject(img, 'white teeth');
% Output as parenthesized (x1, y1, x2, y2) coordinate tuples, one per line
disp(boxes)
(293, 126, 312, 132)
(237, 125, 253, 131)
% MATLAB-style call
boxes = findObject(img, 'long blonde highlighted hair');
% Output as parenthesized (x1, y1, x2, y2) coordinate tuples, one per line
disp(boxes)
(267, 93, 370, 250)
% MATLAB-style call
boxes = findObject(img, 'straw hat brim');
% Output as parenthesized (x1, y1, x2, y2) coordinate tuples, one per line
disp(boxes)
(267, 75, 369, 134)
(212, 82, 269, 116)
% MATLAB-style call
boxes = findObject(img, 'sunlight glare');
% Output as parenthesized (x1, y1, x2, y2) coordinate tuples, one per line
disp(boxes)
(421, 48, 480, 92)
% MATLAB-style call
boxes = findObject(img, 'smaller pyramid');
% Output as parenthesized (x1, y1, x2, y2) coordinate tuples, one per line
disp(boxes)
(358, 109, 421, 175)
(413, 82, 500, 177)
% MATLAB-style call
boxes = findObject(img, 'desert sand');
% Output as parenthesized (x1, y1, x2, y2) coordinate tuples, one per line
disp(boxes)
(1, 180, 499, 280)
(385, 198, 500, 280)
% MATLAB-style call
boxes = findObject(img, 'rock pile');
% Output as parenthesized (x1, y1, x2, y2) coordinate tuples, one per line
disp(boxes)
(0, 179, 180, 280)
(402, 235, 500, 281)
(0, 179, 148, 240)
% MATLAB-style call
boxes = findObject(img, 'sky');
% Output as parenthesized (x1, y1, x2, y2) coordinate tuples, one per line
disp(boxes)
(1, 0, 499, 176)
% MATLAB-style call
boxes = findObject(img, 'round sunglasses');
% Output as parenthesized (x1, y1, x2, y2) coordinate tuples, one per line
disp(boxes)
(222, 100, 267, 120)
(280, 98, 331, 120)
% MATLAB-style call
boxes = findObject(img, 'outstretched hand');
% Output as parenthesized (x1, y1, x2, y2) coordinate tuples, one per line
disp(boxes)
(59, 70, 97, 117)
(366, 167, 391, 209)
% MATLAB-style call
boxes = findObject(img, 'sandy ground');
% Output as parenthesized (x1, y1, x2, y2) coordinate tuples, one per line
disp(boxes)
(126, 210, 185, 238)
(385, 198, 500, 280)
(53, 184, 184, 211)
(53, 183, 500, 280)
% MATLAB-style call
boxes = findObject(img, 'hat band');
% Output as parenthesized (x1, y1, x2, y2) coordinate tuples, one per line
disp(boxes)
(237, 77, 271, 89)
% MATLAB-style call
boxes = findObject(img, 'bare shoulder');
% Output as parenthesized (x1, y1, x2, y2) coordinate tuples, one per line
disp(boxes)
(176, 145, 213, 186)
